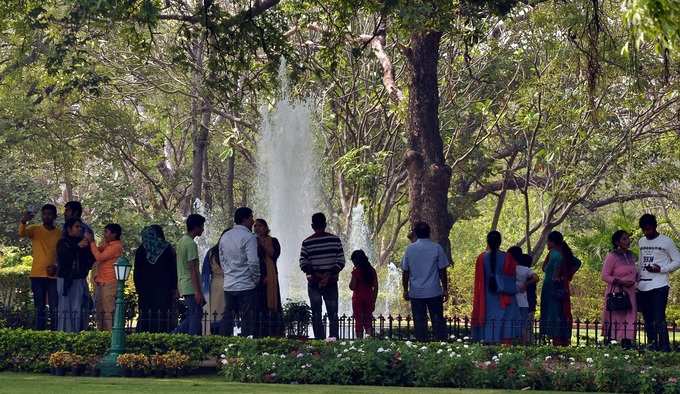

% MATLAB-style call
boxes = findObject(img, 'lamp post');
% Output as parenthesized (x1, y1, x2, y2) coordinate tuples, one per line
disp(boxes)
(99, 256, 132, 377)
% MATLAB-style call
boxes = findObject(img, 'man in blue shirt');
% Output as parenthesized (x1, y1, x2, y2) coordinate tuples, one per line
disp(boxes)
(401, 221, 449, 341)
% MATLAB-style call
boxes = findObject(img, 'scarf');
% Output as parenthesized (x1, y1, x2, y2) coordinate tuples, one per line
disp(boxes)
(141, 226, 170, 265)
(260, 236, 280, 311)
(471, 251, 518, 328)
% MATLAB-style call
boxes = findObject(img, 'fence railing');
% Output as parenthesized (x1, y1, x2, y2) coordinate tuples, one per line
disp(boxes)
(2, 306, 679, 348)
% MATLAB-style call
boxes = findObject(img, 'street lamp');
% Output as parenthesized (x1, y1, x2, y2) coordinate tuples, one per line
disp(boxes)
(99, 256, 132, 377)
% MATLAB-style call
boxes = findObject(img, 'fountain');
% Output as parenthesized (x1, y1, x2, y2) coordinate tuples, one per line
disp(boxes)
(256, 60, 319, 302)
(383, 262, 402, 316)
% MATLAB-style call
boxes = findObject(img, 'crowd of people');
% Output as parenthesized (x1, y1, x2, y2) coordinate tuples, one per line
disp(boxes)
(15, 201, 680, 350)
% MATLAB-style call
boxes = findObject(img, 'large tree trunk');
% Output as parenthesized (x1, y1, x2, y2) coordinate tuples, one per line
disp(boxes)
(189, 39, 212, 208)
(404, 31, 453, 260)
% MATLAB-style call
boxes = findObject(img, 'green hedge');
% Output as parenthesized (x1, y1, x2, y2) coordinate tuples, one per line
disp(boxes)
(5, 328, 680, 392)
(0, 329, 303, 373)
(219, 340, 680, 393)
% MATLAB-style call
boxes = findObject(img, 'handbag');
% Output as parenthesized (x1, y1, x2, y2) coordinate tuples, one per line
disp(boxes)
(606, 286, 632, 312)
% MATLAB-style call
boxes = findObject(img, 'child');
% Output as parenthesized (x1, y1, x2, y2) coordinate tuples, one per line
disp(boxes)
(349, 250, 378, 338)
(508, 247, 539, 343)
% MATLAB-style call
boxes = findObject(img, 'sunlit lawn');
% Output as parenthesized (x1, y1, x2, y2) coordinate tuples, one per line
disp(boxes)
(0, 372, 571, 393)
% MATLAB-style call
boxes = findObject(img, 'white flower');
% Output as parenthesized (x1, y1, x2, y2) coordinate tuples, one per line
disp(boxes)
(228, 344, 235, 348)
(545, 356, 552, 361)
(624, 355, 630, 360)
(450, 335, 456, 339)
(341, 341, 347, 346)
(262, 352, 270, 356)
(463, 336, 470, 340)
(464, 345, 469, 349)
(437, 349, 443, 354)
(377, 347, 386, 353)
(405, 341, 413, 347)
(457, 354, 462, 358)
(280, 355, 286, 359)
(221, 359, 227, 365)
(492, 356, 499, 362)
(586, 358, 594, 363)
(220, 354, 226, 359)
(483, 361, 492, 366)
(326, 337, 337, 342)
(457, 339, 463, 343)
(610, 340, 618, 345)
(569, 357, 575, 362)
(604, 354, 610, 358)
(337, 354, 342, 358)
(440, 342, 447, 346)
(343, 349, 349, 353)
(247, 335, 253, 339)
(420, 346, 428, 351)
(297, 353, 304, 358)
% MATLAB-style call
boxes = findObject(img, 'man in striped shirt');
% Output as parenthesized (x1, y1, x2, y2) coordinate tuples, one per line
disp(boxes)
(300, 212, 346, 339)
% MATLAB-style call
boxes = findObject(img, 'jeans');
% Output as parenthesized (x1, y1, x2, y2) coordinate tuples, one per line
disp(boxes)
(220, 288, 257, 337)
(308, 281, 339, 339)
(411, 296, 447, 342)
(31, 278, 58, 330)
(174, 295, 203, 336)
(638, 286, 670, 351)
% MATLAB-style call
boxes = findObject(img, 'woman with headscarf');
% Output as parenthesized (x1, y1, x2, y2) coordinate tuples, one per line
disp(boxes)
(56, 218, 94, 332)
(253, 219, 283, 337)
(134, 225, 177, 333)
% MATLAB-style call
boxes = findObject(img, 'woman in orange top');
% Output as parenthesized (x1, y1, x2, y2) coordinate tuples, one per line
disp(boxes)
(86, 224, 123, 331)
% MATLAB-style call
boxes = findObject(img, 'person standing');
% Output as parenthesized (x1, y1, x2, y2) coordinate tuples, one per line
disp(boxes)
(254, 219, 283, 337)
(134, 225, 177, 333)
(174, 214, 206, 336)
(218, 208, 259, 337)
(202, 229, 229, 335)
(62, 201, 92, 236)
(539, 231, 581, 346)
(85, 224, 123, 331)
(601, 230, 638, 348)
(300, 213, 346, 340)
(507, 246, 539, 342)
(349, 250, 378, 339)
(471, 232, 522, 344)
(401, 222, 449, 342)
(56, 218, 94, 332)
(18, 204, 61, 330)
(637, 214, 680, 352)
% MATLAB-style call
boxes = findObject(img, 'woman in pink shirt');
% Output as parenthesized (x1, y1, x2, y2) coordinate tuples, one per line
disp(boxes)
(86, 224, 123, 331)
(601, 230, 638, 348)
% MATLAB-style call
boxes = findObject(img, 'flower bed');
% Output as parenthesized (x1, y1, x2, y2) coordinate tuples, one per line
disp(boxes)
(219, 339, 680, 393)
(4, 328, 680, 392)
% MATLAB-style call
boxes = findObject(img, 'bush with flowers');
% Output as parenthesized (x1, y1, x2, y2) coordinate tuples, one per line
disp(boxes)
(218, 339, 680, 393)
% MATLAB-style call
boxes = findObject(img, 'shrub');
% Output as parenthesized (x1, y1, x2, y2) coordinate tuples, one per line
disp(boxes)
(48, 351, 74, 369)
(117, 353, 149, 370)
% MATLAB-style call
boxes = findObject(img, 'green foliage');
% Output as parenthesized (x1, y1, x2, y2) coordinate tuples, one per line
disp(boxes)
(624, 0, 680, 54)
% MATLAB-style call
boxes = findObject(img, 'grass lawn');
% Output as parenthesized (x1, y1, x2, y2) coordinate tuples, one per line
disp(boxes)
(0, 372, 569, 394)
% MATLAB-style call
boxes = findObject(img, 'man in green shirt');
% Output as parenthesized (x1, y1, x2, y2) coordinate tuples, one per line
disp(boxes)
(174, 214, 206, 335)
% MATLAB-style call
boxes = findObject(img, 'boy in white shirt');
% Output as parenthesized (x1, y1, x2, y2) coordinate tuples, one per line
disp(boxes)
(638, 214, 680, 352)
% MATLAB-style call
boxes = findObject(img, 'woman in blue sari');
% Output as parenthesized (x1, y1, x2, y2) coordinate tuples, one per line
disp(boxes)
(471, 231, 522, 343)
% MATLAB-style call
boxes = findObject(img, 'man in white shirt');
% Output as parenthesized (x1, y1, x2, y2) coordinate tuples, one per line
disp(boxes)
(637, 214, 680, 352)
(218, 207, 259, 337)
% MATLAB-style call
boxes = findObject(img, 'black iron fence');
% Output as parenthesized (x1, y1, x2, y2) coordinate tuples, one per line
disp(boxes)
(3, 305, 680, 349)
